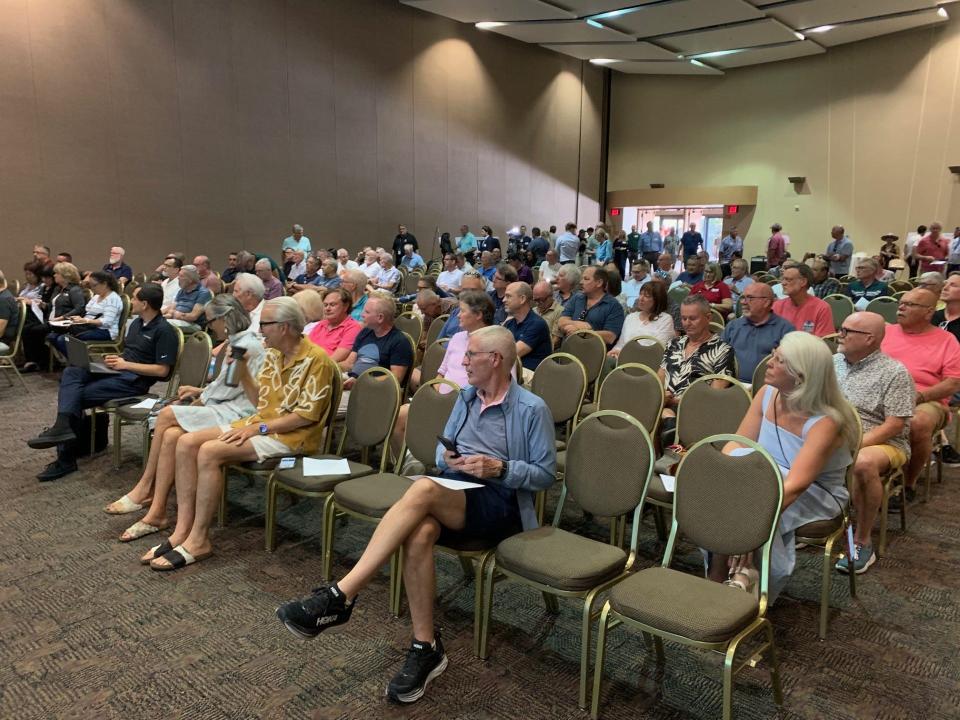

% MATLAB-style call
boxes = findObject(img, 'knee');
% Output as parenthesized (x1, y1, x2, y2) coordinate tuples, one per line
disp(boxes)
(162, 425, 184, 444)
(853, 453, 879, 481)
(157, 405, 176, 424)
(196, 441, 224, 467)
(404, 477, 440, 508)
(911, 413, 935, 439)
(177, 432, 204, 455)
(405, 518, 441, 553)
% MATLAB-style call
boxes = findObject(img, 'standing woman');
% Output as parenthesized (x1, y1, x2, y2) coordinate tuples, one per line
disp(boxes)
(49, 271, 123, 358)
(715, 332, 856, 600)
(613, 229, 630, 277)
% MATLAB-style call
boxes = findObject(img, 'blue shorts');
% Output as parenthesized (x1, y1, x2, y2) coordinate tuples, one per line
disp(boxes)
(437, 473, 522, 547)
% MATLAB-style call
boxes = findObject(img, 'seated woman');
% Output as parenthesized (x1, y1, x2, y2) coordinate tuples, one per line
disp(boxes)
(295, 286, 328, 335)
(306, 288, 361, 369)
(688, 262, 733, 317)
(608, 279, 675, 360)
(44, 262, 88, 361)
(20, 264, 57, 371)
(657, 294, 736, 447)
(714, 331, 857, 600)
(391, 290, 495, 461)
(49, 271, 124, 357)
(145, 297, 335, 570)
(104, 295, 266, 541)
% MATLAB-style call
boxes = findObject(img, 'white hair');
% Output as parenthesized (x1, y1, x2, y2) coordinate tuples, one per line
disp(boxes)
(265, 296, 305, 334)
(179, 265, 200, 285)
(234, 272, 265, 299)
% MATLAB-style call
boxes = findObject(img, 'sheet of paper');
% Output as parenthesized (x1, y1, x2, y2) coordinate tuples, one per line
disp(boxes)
(659, 474, 676, 493)
(48, 320, 72, 327)
(129, 398, 159, 410)
(727, 447, 756, 457)
(302, 457, 351, 476)
(423, 475, 484, 491)
(854, 296, 869, 311)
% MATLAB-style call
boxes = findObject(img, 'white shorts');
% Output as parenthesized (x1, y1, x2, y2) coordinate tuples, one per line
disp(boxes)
(218, 424, 293, 463)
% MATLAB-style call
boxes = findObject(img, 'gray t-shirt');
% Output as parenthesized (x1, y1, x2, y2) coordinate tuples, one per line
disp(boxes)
(833, 351, 915, 457)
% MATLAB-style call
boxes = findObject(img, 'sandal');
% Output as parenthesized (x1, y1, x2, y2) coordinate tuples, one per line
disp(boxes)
(150, 545, 212, 572)
(120, 520, 168, 542)
(103, 494, 151, 515)
(724, 567, 759, 596)
(140, 540, 173, 565)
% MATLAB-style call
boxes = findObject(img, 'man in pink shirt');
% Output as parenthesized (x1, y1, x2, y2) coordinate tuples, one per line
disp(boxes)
(307, 288, 361, 368)
(914, 221, 949, 274)
(193, 255, 222, 294)
(766, 223, 786, 270)
(881, 288, 960, 499)
(772, 264, 834, 337)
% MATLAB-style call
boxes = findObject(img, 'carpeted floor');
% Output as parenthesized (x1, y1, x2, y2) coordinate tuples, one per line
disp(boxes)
(1, 373, 958, 719)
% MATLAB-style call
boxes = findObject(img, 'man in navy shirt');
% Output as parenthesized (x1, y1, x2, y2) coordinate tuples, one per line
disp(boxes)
(680, 222, 704, 264)
(557, 266, 625, 348)
(675, 256, 704, 286)
(503, 282, 552, 380)
(344, 294, 414, 390)
(103, 246, 134, 284)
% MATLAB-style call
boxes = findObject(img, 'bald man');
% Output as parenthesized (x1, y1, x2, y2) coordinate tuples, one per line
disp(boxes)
(835, 312, 916, 575)
(721, 282, 793, 383)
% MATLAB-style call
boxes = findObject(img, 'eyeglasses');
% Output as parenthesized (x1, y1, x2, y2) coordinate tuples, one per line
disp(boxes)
(740, 295, 768, 302)
(898, 301, 933, 309)
(258, 321, 283, 328)
(463, 350, 499, 361)
(838, 327, 871, 338)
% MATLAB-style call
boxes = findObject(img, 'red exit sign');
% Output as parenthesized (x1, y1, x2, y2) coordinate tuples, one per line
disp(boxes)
(610, 208, 621, 216)
(725, 205, 739, 214)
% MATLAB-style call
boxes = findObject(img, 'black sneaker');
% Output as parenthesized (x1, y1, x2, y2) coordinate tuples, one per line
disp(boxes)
(386, 634, 448, 704)
(275, 584, 354, 639)
(36, 458, 78, 482)
(27, 425, 76, 449)
(941, 445, 960, 465)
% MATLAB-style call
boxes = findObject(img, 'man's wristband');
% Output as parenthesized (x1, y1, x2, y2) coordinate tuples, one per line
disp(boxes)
(498, 460, 508, 479)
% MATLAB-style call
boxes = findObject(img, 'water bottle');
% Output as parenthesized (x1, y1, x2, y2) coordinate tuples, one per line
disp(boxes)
(224, 345, 247, 387)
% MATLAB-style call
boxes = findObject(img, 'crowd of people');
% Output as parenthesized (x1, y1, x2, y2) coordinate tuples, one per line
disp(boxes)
(5, 216, 960, 706)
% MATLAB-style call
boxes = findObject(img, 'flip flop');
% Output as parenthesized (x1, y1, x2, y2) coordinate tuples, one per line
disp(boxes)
(150, 545, 212, 572)
(103, 494, 151, 515)
(119, 520, 168, 543)
(140, 540, 173, 565)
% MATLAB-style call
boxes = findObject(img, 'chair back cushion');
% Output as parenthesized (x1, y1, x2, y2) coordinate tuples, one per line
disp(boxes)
(346, 368, 401, 447)
(561, 330, 606, 383)
(531, 352, 586, 425)
(617, 336, 665, 370)
(406, 378, 460, 466)
(177, 331, 213, 388)
(419, 338, 449, 385)
(598, 363, 663, 433)
(677, 376, 751, 447)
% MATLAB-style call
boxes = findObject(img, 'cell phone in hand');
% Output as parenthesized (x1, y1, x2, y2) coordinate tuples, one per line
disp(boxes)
(437, 435, 460, 458)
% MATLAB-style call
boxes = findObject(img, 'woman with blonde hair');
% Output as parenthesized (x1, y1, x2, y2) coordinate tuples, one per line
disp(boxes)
(716, 331, 857, 600)
(293, 285, 327, 334)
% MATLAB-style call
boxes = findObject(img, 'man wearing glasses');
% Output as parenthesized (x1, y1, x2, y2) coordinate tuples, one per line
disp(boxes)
(276, 326, 555, 704)
(772, 264, 834, 337)
(881, 289, 960, 503)
(721, 283, 793, 383)
(557, 266, 625, 348)
(833, 312, 915, 575)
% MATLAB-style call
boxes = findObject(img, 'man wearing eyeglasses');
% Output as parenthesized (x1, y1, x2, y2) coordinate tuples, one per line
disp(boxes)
(772, 264, 834, 337)
(276, 326, 555, 704)
(881, 289, 960, 503)
(557, 266, 625, 348)
(834, 312, 915, 574)
(721, 283, 792, 383)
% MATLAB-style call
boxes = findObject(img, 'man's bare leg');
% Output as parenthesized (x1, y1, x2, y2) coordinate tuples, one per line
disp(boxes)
(906, 406, 938, 490)
(402, 517, 442, 643)
(851, 447, 891, 547)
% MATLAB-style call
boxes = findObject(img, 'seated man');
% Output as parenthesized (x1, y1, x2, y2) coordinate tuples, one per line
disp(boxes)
(27, 284, 179, 481)
(621, 260, 651, 309)
(221, 252, 241, 284)
(846, 257, 890, 308)
(538, 249, 561, 284)
(147, 297, 335, 570)
(834, 312, 915, 575)
(336, 248, 359, 275)
(881, 288, 960, 501)
(103, 246, 134, 285)
(916, 271, 946, 311)
(478, 251, 497, 283)
(370, 254, 401, 294)
(307, 288, 362, 369)
(674, 256, 703, 286)
(773, 263, 834, 337)
(557, 266, 625, 348)
(503, 281, 552, 382)
(489, 263, 518, 325)
(723, 257, 753, 308)
(532, 280, 563, 348)
(721, 283, 793, 383)
(343, 294, 414, 410)
(163, 265, 213, 332)
(317, 259, 342, 290)
(653, 252, 677, 282)
(193, 255, 221, 294)
(231, 273, 266, 334)
(289, 254, 323, 293)
(256, 258, 285, 300)
(414, 289, 457, 352)
(400, 244, 426, 272)
(436, 253, 464, 294)
(658, 294, 736, 447)
(275, 326, 555, 704)
(159, 256, 183, 306)
(809, 258, 840, 299)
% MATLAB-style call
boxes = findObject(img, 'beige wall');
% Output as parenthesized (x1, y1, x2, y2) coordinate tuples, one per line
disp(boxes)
(608, 16, 960, 262)
(0, 0, 602, 277)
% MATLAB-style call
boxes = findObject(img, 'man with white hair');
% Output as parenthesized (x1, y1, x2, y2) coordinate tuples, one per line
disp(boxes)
(360, 249, 381, 280)
(400, 244, 426, 272)
(281, 224, 311, 253)
(538, 249, 561, 284)
(232, 273, 266, 333)
(370, 254, 401, 293)
(276, 325, 555, 704)
(392, 224, 418, 266)
(287, 250, 307, 282)
(337, 248, 359, 275)
(163, 265, 213, 332)
(846, 257, 890, 307)
(256, 258, 285, 300)
(193, 255, 221, 294)
(103, 246, 133, 284)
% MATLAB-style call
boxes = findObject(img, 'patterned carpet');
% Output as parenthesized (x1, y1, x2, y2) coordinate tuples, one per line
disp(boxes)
(1, 373, 958, 719)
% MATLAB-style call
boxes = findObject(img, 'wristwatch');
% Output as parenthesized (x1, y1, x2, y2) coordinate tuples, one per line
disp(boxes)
(498, 460, 509, 479)
(259, 423, 269, 435)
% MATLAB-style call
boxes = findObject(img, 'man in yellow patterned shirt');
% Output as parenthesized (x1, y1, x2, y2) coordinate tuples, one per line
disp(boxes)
(146, 297, 335, 571)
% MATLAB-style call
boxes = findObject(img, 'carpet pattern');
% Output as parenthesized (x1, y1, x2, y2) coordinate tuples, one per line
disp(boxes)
(0, 374, 958, 719)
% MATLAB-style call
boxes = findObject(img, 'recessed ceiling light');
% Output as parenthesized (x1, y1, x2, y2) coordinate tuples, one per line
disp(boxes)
(589, 58, 617, 65)
(794, 32, 805, 41)
(807, 25, 835, 33)
(694, 49, 744, 59)
(689, 59, 708, 68)
(586, 19, 604, 29)
(475, 22, 505, 30)
(938, 7, 949, 18)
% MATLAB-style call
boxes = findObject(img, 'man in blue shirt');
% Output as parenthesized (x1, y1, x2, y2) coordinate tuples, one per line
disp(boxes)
(489, 263, 517, 325)
(718, 228, 743, 276)
(557, 266, 625, 348)
(675, 256, 704, 286)
(503, 282, 552, 379)
(103, 246, 134, 284)
(400, 244, 426, 271)
(457, 225, 478, 264)
(638, 221, 663, 266)
(721, 283, 793, 383)
(556, 221, 580, 264)
(280, 224, 311, 253)
(528, 227, 549, 264)
(680, 222, 704, 263)
(290, 255, 323, 292)
(824, 225, 854, 277)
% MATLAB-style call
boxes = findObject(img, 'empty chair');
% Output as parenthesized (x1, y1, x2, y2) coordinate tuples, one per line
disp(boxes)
(394, 311, 423, 348)
(865, 295, 898, 324)
(561, 329, 607, 400)
(531, 352, 587, 449)
(616, 335, 665, 369)
(418, 337, 449, 386)
(424, 313, 449, 348)
(823, 294, 854, 332)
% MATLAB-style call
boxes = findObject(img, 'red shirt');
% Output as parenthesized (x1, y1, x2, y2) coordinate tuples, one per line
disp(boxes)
(915, 235, 948, 273)
(773, 295, 833, 337)
(881, 324, 960, 405)
(307, 316, 361, 356)
(689, 280, 732, 306)
(767, 232, 785, 267)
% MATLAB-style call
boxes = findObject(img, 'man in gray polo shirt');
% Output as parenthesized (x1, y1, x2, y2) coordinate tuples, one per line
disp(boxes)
(833, 312, 915, 575)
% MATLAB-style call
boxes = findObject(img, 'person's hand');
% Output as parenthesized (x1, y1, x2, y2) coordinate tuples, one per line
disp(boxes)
(103, 355, 127, 371)
(607, 349, 620, 359)
(342, 376, 356, 391)
(218, 425, 259, 445)
(443, 450, 465, 469)
(457, 454, 504, 479)
(177, 385, 200, 399)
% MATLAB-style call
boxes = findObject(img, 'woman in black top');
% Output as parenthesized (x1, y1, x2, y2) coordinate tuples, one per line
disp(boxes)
(49, 262, 87, 320)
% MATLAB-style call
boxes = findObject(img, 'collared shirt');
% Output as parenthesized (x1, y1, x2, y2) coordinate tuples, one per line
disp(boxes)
(722, 314, 794, 382)
(288, 260, 307, 280)
(361, 261, 380, 279)
(295, 272, 322, 286)
(457, 232, 477, 254)
(724, 275, 753, 303)
(556, 232, 580, 263)
(538, 261, 561, 283)
(661, 334, 735, 397)
(680, 231, 703, 256)
(811, 277, 840, 299)
(337, 260, 359, 275)
(773, 295, 833, 336)
(401, 253, 426, 270)
(232, 338, 334, 453)
(317, 275, 341, 290)
(534, 300, 564, 343)
(174, 285, 212, 318)
(638, 230, 662, 254)
(626, 232, 642, 253)
(767, 232, 786, 267)
(375, 266, 401, 290)
(560, 292, 625, 346)
(504, 311, 552, 371)
(881, 324, 960, 404)
(529, 236, 549, 262)
(490, 290, 507, 324)
(102, 261, 133, 282)
(847, 280, 890, 305)
(308, 316, 362, 357)
(84, 291, 125, 339)
(263, 276, 284, 300)
(349, 293, 368, 322)
(595, 239, 613, 265)
(825, 236, 854, 275)
(718, 235, 742, 263)
(122, 314, 179, 378)
(915, 235, 948, 273)
(161, 277, 180, 306)
(621, 276, 651, 308)
(281, 235, 312, 253)
(834, 350, 914, 456)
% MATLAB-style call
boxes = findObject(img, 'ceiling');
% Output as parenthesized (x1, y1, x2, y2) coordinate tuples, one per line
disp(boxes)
(400, 0, 954, 74)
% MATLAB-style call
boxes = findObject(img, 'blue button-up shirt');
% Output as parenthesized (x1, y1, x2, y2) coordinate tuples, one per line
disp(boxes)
(556, 232, 580, 263)
(638, 230, 662, 254)
(718, 234, 743, 263)
(722, 313, 794, 382)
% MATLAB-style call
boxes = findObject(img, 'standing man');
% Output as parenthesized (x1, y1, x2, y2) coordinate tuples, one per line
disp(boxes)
(477, 226, 500, 256)
(503, 282, 552, 381)
(281, 224, 311, 254)
(915, 222, 950, 274)
(772, 264, 834, 336)
(834, 312, 915, 575)
(103, 247, 134, 285)
(528, 227, 549, 264)
(680, 222, 703, 264)
(717, 228, 742, 277)
(555, 222, 580, 265)
(626, 224, 642, 267)
(457, 225, 478, 265)
(393, 225, 418, 266)
(766, 223, 786, 271)
(721, 283, 793, 383)
(638, 221, 663, 268)
(824, 225, 854, 278)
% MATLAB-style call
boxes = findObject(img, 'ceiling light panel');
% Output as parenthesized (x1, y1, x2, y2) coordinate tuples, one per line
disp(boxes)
(540, 41, 679, 61)
(488, 18, 634, 43)
(812, 8, 947, 47)
(663, 17, 802, 55)
(762, 0, 937, 30)
(612, 59, 725, 74)
(602, 0, 764, 38)
(399, 0, 574, 23)
(707, 39, 825, 67)
(549, 0, 662, 15)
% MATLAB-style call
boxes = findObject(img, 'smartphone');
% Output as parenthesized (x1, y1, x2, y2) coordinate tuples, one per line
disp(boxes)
(278, 456, 297, 470)
(437, 435, 460, 458)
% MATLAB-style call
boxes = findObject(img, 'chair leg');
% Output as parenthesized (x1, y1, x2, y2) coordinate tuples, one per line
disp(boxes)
(878, 483, 890, 558)
(473, 552, 493, 658)
(923, 457, 931, 503)
(478, 557, 497, 660)
(265, 478, 278, 552)
(112, 414, 122, 468)
(141, 425, 151, 471)
(579, 589, 602, 709)
(217, 467, 228, 528)
(590, 603, 612, 720)
(652, 506, 668, 541)
(389, 549, 403, 618)
(900, 485, 908, 532)
(322, 493, 336, 581)
(459, 556, 474, 581)
(818, 535, 835, 640)
(90, 411, 97, 456)
(543, 592, 560, 614)
(764, 620, 785, 707)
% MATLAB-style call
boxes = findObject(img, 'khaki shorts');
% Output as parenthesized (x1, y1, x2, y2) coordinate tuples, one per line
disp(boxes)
(916, 400, 949, 431)
(869, 443, 908, 471)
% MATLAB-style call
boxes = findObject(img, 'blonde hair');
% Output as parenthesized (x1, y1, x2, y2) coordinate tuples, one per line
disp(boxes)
(53, 262, 81, 285)
(777, 332, 859, 451)
(293, 288, 325, 323)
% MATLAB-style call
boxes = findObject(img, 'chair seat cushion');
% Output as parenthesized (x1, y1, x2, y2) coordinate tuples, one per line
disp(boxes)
(334, 473, 412, 517)
(116, 406, 152, 421)
(243, 457, 282, 472)
(645, 472, 673, 503)
(104, 395, 154, 411)
(609, 566, 759, 643)
(557, 450, 565, 473)
(438, 537, 495, 553)
(795, 514, 843, 539)
(273, 455, 373, 492)
(495, 526, 627, 591)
